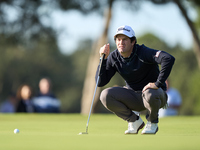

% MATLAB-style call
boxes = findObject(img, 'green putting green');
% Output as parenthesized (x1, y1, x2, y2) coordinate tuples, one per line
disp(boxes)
(0, 114, 199, 150)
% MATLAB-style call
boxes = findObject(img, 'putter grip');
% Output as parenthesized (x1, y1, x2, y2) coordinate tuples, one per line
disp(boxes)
(98, 54, 105, 76)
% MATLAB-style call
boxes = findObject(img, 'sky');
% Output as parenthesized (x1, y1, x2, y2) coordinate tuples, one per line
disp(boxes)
(50, 1, 197, 54)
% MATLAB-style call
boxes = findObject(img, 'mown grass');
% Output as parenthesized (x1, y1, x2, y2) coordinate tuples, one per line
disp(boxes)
(0, 114, 199, 150)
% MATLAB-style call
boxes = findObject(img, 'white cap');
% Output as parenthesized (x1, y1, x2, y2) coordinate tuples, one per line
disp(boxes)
(114, 25, 135, 38)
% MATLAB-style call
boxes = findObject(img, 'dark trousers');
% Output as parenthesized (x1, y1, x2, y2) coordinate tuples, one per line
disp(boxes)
(100, 86, 167, 123)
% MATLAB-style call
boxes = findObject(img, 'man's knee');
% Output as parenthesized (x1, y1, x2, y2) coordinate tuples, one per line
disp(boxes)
(142, 89, 161, 108)
(100, 87, 112, 107)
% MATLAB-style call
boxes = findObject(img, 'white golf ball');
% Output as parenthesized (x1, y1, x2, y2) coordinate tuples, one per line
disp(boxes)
(14, 129, 19, 134)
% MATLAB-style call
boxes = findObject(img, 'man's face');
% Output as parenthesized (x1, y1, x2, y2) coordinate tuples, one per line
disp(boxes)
(39, 79, 50, 94)
(115, 34, 135, 57)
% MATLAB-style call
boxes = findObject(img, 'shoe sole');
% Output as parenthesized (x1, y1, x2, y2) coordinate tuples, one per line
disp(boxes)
(125, 122, 145, 134)
(141, 127, 158, 135)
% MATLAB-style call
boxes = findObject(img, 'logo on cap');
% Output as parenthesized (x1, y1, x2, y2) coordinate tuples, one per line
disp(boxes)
(117, 27, 130, 32)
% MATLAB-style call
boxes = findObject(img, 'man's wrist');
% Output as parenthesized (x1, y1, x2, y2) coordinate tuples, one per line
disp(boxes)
(155, 81, 162, 88)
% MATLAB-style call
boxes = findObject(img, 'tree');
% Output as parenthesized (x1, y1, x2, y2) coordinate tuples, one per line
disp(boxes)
(81, 0, 114, 114)
(151, 0, 200, 68)
(173, 0, 200, 69)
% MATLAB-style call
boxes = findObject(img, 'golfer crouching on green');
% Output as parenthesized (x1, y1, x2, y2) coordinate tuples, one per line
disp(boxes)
(96, 25, 175, 134)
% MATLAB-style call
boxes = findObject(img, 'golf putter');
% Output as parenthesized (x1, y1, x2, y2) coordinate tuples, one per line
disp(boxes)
(79, 54, 105, 135)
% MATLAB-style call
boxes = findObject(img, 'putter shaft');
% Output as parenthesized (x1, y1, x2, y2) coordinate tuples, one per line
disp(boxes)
(80, 54, 105, 135)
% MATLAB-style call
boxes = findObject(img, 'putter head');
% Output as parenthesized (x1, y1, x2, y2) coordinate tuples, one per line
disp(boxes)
(78, 132, 88, 135)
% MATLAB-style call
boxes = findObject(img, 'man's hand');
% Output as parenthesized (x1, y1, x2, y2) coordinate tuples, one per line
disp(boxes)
(142, 82, 158, 92)
(99, 43, 110, 59)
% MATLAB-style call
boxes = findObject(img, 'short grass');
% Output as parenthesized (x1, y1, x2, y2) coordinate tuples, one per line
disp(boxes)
(0, 114, 199, 150)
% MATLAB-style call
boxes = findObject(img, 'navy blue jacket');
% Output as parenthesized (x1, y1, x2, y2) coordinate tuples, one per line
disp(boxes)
(96, 44, 175, 91)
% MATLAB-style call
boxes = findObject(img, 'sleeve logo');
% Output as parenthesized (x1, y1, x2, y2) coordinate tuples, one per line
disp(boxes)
(155, 51, 161, 57)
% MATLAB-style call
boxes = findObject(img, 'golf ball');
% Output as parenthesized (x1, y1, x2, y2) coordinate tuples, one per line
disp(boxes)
(14, 129, 19, 134)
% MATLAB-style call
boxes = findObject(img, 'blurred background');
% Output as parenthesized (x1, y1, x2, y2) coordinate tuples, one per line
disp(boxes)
(0, 0, 199, 115)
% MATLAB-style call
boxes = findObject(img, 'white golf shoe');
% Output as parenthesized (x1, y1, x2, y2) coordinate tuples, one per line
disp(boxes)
(141, 121, 158, 134)
(125, 117, 145, 134)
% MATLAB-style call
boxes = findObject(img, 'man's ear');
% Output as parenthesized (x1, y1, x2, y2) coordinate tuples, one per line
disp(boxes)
(131, 40, 135, 46)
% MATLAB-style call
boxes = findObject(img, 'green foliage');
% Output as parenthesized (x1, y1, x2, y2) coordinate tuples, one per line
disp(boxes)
(1, 31, 200, 115)
(59, 40, 91, 112)
(0, 0, 200, 115)
(187, 71, 200, 114)
(0, 33, 80, 113)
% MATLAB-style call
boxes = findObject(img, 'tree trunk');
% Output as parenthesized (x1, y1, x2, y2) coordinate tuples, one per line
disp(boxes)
(81, 0, 113, 114)
(173, 0, 200, 68)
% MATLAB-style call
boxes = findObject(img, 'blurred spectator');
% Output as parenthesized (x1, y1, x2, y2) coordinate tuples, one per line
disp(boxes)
(0, 93, 17, 113)
(33, 78, 60, 113)
(159, 80, 182, 117)
(16, 84, 35, 113)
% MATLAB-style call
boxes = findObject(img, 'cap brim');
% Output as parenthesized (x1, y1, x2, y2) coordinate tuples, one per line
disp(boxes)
(114, 33, 132, 38)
